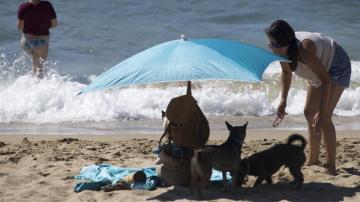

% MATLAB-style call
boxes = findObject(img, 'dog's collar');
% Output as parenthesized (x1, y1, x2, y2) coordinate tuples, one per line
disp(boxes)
(227, 137, 242, 154)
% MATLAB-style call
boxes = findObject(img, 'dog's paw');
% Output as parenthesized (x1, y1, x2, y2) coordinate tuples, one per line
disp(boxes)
(295, 181, 303, 189)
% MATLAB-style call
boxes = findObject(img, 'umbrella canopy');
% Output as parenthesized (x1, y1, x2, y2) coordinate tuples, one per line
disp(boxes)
(79, 37, 289, 94)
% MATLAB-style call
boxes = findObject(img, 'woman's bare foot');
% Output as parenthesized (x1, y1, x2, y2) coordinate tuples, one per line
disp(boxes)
(324, 168, 337, 175)
(324, 163, 337, 175)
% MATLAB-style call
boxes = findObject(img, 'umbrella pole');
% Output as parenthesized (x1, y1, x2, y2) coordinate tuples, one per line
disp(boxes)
(187, 81, 191, 95)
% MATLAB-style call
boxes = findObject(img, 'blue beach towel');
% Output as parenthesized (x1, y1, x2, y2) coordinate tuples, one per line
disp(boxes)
(74, 163, 231, 192)
(74, 163, 157, 192)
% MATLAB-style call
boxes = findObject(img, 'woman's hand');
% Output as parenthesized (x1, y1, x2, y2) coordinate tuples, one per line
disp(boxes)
(277, 100, 287, 119)
(312, 112, 322, 135)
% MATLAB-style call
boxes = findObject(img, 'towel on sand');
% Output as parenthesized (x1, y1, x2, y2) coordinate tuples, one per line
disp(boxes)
(74, 163, 231, 192)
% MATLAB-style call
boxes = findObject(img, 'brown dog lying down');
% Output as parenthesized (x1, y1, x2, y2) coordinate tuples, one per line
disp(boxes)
(238, 134, 307, 189)
(190, 121, 248, 197)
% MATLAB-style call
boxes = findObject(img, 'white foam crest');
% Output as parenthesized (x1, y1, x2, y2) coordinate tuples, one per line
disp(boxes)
(335, 86, 360, 116)
(0, 77, 265, 122)
(350, 61, 360, 83)
(197, 87, 274, 116)
(271, 88, 308, 115)
(2, 73, 360, 124)
(1, 75, 272, 123)
(268, 87, 360, 117)
(1, 57, 360, 123)
(0, 73, 190, 123)
(262, 61, 282, 80)
(0, 50, 29, 88)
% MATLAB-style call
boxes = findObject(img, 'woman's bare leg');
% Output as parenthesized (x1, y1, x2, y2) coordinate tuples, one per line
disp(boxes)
(32, 44, 49, 78)
(321, 82, 345, 175)
(304, 84, 323, 166)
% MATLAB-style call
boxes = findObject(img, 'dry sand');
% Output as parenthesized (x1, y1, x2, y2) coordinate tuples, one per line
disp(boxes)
(0, 130, 359, 202)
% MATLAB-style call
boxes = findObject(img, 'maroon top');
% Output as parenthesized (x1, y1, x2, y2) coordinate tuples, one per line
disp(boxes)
(18, 1, 57, 36)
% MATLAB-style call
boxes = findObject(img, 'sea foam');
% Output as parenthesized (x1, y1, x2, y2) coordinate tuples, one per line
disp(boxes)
(1, 54, 359, 123)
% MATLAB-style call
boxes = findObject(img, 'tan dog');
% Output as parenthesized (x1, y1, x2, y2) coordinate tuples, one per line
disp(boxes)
(161, 110, 170, 130)
(160, 110, 171, 145)
(189, 147, 216, 199)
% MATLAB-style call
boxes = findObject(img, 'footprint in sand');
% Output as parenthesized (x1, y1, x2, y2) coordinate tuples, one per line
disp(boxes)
(38, 172, 50, 177)
(0, 142, 6, 147)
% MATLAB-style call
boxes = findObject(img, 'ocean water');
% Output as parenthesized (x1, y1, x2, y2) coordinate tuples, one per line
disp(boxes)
(0, 0, 359, 135)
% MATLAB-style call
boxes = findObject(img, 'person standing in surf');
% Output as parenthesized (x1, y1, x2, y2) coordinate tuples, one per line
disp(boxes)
(266, 20, 351, 175)
(17, 0, 57, 78)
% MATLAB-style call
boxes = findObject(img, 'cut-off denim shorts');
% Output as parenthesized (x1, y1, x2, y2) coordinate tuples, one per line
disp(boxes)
(328, 43, 352, 87)
(20, 34, 49, 54)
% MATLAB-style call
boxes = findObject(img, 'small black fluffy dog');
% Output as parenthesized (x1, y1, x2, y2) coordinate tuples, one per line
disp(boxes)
(238, 134, 306, 189)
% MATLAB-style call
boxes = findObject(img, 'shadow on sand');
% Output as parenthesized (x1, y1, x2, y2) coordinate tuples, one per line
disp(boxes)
(147, 181, 360, 201)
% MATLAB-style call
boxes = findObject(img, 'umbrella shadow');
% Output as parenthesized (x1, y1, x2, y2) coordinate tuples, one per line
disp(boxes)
(146, 182, 360, 201)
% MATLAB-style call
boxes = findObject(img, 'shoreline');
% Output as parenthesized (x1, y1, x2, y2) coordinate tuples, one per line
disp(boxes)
(1, 114, 359, 137)
(0, 129, 359, 143)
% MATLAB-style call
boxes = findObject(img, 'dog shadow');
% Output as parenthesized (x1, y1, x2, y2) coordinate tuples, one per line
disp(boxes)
(146, 182, 360, 201)
(342, 167, 360, 176)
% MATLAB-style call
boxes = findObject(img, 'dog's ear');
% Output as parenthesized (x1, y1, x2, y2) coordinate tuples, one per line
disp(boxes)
(243, 121, 248, 128)
(161, 110, 165, 117)
(225, 121, 233, 131)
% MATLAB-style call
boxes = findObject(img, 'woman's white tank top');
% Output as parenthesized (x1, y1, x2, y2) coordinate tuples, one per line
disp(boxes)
(294, 31, 336, 87)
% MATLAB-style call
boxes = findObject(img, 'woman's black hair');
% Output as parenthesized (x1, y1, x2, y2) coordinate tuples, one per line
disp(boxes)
(266, 20, 298, 71)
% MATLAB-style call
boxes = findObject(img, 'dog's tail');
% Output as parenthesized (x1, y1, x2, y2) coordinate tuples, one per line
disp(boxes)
(287, 133, 307, 150)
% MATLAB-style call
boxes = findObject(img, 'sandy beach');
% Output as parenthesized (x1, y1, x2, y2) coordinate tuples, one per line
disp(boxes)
(0, 129, 359, 202)
(1, 0, 359, 201)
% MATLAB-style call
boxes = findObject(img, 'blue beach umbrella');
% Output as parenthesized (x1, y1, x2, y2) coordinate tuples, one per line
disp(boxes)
(79, 36, 288, 94)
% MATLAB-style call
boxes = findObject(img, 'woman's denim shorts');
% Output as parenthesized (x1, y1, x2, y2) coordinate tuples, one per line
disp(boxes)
(20, 34, 49, 54)
(328, 43, 352, 87)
